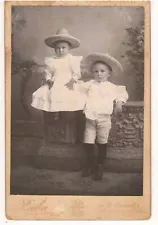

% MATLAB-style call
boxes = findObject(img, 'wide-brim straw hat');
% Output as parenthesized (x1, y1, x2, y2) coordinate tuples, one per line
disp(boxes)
(45, 28, 80, 49)
(84, 53, 123, 76)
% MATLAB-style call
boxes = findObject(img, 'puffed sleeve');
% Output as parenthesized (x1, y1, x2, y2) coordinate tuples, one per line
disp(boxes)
(44, 57, 56, 82)
(69, 56, 83, 81)
(115, 85, 128, 103)
(77, 80, 92, 93)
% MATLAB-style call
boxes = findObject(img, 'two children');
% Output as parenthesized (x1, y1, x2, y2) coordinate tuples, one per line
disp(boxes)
(31, 28, 128, 181)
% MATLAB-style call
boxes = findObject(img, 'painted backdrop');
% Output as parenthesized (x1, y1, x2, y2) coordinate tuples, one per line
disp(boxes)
(11, 6, 144, 121)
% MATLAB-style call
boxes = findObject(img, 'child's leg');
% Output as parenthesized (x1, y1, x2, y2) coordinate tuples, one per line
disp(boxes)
(94, 143, 108, 181)
(93, 116, 111, 181)
(43, 111, 50, 145)
(98, 143, 108, 165)
(82, 143, 95, 177)
(82, 118, 96, 177)
(43, 111, 59, 145)
(75, 110, 85, 144)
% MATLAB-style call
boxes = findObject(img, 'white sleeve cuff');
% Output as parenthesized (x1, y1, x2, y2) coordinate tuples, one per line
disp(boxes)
(115, 86, 128, 103)
(72, 74, 80, 81)
(45, 69, 54, 81)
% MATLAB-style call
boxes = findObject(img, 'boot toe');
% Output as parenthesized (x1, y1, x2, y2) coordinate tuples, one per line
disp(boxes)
(93, 164, 104, 181)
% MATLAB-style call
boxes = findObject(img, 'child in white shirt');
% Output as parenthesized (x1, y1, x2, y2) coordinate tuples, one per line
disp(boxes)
(79, 53, 128, 180)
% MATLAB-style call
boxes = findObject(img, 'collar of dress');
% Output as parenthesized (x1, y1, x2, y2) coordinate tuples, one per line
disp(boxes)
(53, 53, 72, 59)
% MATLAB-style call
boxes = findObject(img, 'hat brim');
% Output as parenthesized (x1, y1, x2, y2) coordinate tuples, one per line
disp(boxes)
(84, 53, 123, 76)
(45, 35, 80, 49)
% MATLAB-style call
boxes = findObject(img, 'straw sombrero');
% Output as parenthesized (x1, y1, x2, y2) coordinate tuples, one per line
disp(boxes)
(84, 53, 123, 76)
(45, 28, 80, 49)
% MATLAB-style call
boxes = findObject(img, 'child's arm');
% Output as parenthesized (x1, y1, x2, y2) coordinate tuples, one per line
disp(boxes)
(44, 57, 55, 89)
(114, 86, 128, 116)
(71, 56, 83, 81)
(45, 69, 54, 89)
(65, 56, 83, 90)
(77, 80, 92, 94)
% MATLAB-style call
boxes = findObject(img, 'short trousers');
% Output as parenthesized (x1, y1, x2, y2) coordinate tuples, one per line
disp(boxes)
(84, 114, 111, 144)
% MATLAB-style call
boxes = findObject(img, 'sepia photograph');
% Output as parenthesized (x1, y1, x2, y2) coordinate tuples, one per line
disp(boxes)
(5, 1, 150, 220)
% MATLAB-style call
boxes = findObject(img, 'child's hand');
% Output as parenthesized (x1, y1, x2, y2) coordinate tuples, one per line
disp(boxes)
(47, 80, 54, 90)
(65, 78, 76, 90)
(114, 102, 123, 119)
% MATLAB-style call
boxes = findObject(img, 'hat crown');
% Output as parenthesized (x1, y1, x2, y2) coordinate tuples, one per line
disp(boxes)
(45, 28, 80, 49)
(56, 28, 70, 36)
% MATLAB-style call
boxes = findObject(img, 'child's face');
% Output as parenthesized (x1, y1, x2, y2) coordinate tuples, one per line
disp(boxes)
(54, 41, 70, 58)
(92, 62, 111, 83)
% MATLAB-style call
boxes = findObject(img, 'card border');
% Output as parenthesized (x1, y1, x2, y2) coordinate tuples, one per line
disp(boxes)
(5, 1, 151, 220)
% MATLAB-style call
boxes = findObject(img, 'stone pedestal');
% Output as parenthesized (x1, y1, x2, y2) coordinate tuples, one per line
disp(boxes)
(108, 101, 144, 149)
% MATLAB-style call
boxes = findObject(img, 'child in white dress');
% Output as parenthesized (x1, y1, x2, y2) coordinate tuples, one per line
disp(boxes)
(78, 53, 128, 180)
(31, 28, 84, 120)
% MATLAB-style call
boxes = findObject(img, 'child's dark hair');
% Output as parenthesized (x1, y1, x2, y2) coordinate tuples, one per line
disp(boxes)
(92, 61, 112, 73)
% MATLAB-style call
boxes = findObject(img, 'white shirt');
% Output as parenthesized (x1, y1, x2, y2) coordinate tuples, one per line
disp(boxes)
(78, 80, 128, 120)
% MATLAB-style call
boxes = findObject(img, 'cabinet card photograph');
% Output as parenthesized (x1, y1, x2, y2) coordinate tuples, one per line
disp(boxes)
(5, 0, 150, 220)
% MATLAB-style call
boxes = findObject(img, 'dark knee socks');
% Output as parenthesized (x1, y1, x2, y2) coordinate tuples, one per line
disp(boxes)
(76, 110, 85, 142)
(98, 143, 107, 165)
(84, 143, 95, 168)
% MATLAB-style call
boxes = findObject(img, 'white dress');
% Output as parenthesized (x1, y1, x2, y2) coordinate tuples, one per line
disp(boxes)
(31, 54, 85, 112)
